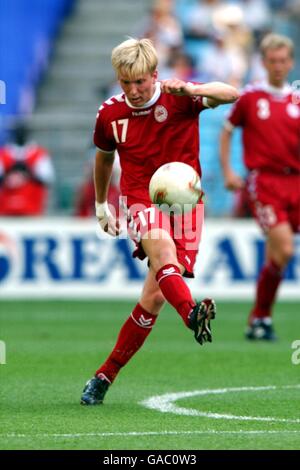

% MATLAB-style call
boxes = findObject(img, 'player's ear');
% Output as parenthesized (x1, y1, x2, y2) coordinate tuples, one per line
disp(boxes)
(288, 57, 294, 72)
(152, 70, 158, 82)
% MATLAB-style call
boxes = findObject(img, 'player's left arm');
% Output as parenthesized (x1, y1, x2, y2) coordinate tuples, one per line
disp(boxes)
(161, 79, 240, 107)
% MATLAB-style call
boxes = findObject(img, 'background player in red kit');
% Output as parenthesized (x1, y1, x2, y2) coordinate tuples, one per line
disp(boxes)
(81, 38, 239, 405)
(220, 33, 300, 341)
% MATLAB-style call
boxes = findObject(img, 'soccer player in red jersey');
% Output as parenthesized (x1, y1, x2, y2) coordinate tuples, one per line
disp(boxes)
(81, 38, 239, 405)
(220, 33, 300, 341)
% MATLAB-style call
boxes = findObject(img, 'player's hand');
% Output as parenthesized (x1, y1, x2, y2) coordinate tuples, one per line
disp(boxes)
(161, 79, 189, 96)
(224, 170, 245, 191)
(95, 201, 122, 237)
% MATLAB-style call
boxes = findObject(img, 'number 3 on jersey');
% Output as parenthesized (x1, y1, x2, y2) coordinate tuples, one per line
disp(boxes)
(111, 119, 129, 143)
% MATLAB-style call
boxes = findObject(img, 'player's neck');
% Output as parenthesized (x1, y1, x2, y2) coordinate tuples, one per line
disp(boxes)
(125, 82, 161, 109)
(264, 79, 291, 97)
(267, 79, 285, 90)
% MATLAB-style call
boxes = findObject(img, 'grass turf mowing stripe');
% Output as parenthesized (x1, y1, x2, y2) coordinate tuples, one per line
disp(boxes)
(2, 430, 300, 439)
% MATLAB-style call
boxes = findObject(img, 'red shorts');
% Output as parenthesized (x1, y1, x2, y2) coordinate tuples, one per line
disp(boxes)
(246, 170, 300, 233)
(121, 197, 204, 277)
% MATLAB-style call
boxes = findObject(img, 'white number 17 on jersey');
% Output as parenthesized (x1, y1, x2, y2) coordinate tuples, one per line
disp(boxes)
(111, 119, 128, 143)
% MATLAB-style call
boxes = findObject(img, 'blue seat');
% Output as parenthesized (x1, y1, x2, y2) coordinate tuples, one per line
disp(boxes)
(0, 0, 75, 123)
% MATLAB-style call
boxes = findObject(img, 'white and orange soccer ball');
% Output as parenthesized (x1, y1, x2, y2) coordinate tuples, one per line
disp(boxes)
(149, 161, 202, 213)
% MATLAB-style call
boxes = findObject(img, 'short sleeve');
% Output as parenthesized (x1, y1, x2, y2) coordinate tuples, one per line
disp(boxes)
(175, 94, 204, 117)
(187, 81, 205, 114)
(227, 92, 247, 128)
(93, 107, 116, 152)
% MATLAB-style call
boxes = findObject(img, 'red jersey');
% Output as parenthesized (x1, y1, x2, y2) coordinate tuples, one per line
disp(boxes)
(0, 143, 53, 215)
(226, 82, 300, 173)
(93, 82, 205, 202)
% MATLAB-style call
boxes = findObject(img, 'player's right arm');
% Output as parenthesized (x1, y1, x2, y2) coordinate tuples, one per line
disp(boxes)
(94, 149, 121, 236)
(93, 99, 122, 236)
(219, 91, 248, 191)
(220, 124, 244, 191)
(94, 149, 114, 203)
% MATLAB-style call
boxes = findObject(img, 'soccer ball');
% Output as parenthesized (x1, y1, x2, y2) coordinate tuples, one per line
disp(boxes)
(149, 162, 202, 213)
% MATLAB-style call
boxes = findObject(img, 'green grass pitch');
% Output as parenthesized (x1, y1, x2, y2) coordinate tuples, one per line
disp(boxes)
(0, 300, 299, 450)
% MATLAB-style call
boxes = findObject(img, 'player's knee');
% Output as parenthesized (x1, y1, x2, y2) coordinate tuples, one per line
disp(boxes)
(154, 245, 177, 269)
(280, 244, 294, 264)
(274, 242, 294, 266)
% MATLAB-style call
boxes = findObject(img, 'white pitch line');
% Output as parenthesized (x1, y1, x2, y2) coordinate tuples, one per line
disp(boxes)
(140, 385, 300, 423)
(2, 385, 300, 440)
(2, 430, 300, 439)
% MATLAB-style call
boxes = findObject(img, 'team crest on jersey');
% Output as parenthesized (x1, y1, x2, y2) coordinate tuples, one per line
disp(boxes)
(154, 105, 168, 122)
(286, 103, 300, 119)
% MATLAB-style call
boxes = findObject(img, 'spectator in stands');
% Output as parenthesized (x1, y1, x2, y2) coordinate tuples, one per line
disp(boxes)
(199, 31, 248, 87)
(220, 33, 300, 340)
(185, 0, 222, 40)
(159, 50, 199, 81)
(138, 0, 183, 70)
(184, 2, 252, 86)
(0, 123, 55, 216)
(212, 3, 253, 84)
(239, 0, 271, 41)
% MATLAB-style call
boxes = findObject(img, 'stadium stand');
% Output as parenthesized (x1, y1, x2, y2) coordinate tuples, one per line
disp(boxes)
(0, 0, 75, 143)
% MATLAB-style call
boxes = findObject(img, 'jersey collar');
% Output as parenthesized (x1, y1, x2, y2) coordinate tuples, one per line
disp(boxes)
(125, 82, 161, 109)
(261, 81, 292, 97)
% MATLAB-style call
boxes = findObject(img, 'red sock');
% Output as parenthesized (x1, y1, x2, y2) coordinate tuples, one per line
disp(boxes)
(249, 260, 282, 324)
(156, 264, 195, 327)
(95, 303, 157, 382)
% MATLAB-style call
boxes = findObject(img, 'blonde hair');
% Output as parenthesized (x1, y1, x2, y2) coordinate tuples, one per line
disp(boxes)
(260, 33, 294, 58)
(111, 38, 158, 79)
